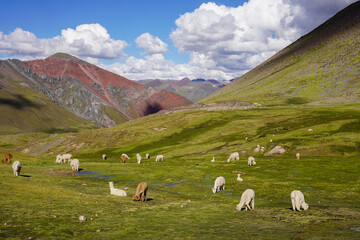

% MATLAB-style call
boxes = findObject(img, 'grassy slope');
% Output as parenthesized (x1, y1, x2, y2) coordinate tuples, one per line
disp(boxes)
(0, 105, 359, 239)
(0, 64, 94, 134)
(202, 2, 360, 105)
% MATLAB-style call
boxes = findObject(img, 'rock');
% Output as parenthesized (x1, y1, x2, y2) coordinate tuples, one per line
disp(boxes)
(267, 146, 286, 155)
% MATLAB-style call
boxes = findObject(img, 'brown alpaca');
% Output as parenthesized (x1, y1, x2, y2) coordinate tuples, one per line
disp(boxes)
(1, 159, 5, 164)
(133, 182, 148, 202)
(4, 153, 12, 164)
(121, 154, 126, 163)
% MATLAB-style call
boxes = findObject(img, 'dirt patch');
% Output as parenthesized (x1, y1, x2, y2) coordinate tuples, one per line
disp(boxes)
(41, 170, 72, 176)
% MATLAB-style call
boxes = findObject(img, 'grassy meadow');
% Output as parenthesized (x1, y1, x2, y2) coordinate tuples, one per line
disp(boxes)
(0, 105, 360, 239)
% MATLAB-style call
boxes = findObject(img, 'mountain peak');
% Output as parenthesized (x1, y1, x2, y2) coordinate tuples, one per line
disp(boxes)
(49, 52, 90, 65)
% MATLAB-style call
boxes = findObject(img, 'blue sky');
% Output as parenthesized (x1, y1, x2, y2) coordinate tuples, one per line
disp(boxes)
(0, 0, 356, 80)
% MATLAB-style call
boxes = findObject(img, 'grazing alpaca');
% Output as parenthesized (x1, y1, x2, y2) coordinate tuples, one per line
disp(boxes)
(155, 155, 164, 162)
(212, 176, 225, 193)
(291, 190, 309, 211)
(211, 157, 215, 162)
(70, 159, 80, 172)
(121, 153, 129, 163)
(236, 189, 255, 211)
(2, 153, 12, 164)
(248, 156, 256, 166)
(133, 182, 148, 202)
(145, 153, 150, 159)
(102, 154, 107, 160)
(296, 153, 300, 160)
(136, 154, 142, 164)
(227, 152, 239, 162)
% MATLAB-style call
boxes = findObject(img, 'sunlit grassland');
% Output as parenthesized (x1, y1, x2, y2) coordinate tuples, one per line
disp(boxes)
(0, 105, 359, 239)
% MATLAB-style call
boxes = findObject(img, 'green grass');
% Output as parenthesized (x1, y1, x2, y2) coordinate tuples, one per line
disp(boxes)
(0, 105, 360, 239)
(0, 153, 359, 239)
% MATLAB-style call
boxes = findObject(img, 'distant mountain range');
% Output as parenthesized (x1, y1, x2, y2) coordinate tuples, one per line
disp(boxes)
(202, 1, 360, 106)
(0, 53, 191, 132)
(137, 78, 229, 103)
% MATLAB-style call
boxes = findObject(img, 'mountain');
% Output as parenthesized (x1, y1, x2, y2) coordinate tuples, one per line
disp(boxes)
(0, 60, 93, 134)
(202, 1, 360, 106)
(1, 53, 191, 128)
(138, 78, 228, 103)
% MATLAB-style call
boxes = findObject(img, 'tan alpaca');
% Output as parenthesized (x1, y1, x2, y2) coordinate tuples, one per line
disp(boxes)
(133, 182, 148, 202)
(296, 153, 300, 160)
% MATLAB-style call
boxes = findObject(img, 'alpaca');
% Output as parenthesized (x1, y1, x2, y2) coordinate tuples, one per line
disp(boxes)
(108, 182, 127, 197)
(133, 182, 148, 202)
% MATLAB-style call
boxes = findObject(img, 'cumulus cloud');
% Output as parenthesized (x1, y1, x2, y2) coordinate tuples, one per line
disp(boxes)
(169, 0, 356, 76)
(135, 33, 168, 54)
(102, 53, 237, 80)
(0, 24, 128, 59)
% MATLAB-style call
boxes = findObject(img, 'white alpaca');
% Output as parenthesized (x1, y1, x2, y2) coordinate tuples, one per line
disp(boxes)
(109, 182, 127, 197)
(155, 155, 164, 162)
(56, 155, 65, 163)
(12, 161, 22, 176)
(62, 153, 72, 163)
(291, 190, 309, 211)
(296, 153, 300, 160)
(248, 156, 256, 166)
(227, 152, 239, 162)
(70, 159, 79, 172)
(236, 173, 243, 182)
(121, 153, 130, 159)
(136, 154, 142, 164)
(254, 145, 261, 153)
(211, 157, 215, 162)
(308, 129, 313, 132)
(236, 189, 255, 211)
(102, 154, 107, 160)
(145, 153, 150, 159)
(212, 176, 225, 193)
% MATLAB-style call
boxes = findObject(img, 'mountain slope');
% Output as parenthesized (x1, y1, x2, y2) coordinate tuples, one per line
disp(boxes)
(138, 78, 227, 102)
(0, 60, 93, 134)
(15, 53, 192, 126)
(202, 1, 360, 105)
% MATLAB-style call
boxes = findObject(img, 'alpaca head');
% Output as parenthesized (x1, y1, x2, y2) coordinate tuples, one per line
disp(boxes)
(212, 188, 217, 194)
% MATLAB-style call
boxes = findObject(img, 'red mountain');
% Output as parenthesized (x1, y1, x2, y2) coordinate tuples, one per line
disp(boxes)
(22, 53, 191, 126)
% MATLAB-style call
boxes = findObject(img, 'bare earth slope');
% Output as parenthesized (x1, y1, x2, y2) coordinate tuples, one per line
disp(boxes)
(202, 1, 360, 105)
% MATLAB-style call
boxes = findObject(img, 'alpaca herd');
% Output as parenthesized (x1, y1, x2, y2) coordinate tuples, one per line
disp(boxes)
(3, 149, 309, 212)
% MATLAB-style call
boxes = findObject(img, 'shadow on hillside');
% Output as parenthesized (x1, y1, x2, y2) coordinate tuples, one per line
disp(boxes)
(0, 94, 41, 109)
(144, 102, 163, 115)
(20, 175, 31, 178)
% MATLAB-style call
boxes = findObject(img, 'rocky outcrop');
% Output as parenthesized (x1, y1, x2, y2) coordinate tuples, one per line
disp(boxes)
(267, 146, 286, 156)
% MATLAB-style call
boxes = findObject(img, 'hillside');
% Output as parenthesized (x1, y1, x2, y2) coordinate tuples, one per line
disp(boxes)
(138, 78, 228, 102)
(0, 60, 93, 134)
(0, 53, 192, 129)
(202, 1, 360, 105)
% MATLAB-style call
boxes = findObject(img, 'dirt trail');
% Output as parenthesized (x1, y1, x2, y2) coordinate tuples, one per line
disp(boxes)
(29, 137, 65, 156)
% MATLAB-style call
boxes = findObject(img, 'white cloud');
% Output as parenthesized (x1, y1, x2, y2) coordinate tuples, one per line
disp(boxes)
(135, 33, 168, 54)
(0, 24, 128, 59)
(170, 0, 301, 71)
(169, 0, 356, 76)
(102, 53, 238, 80)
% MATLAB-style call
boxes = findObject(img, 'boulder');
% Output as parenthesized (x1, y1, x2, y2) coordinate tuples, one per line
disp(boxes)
(267, 146, 286, 156)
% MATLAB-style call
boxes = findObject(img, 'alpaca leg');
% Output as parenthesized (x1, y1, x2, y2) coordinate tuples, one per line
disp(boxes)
(252, 199, 254, 210)
(291, 200, 296, 211)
